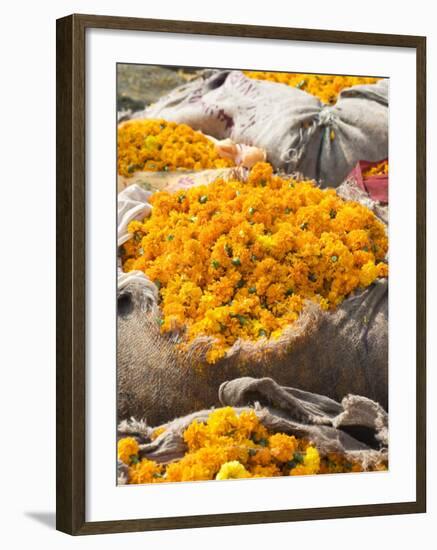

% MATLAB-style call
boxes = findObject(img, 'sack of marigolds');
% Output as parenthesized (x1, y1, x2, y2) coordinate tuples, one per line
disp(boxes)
(117, 117, 266, 193)
(116, 377, 388, 485)
(117, 161, 388, 426)
(128, 70, 388, 186)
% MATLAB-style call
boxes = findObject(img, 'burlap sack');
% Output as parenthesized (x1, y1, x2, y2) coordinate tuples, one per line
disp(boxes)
(132, 70, 388, 186)
(118, 278, 387, 427)
(117, 376, 388, 484)
(117, 174, 388, 426)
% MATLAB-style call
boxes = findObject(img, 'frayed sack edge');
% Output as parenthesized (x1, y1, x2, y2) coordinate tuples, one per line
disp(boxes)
(117, 171, 388, 365)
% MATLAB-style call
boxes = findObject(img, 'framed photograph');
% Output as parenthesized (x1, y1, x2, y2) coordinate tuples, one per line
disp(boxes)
(56, 14, 426, 535)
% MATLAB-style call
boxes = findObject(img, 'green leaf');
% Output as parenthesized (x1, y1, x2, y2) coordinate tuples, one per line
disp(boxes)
(293, 452, 304, 464)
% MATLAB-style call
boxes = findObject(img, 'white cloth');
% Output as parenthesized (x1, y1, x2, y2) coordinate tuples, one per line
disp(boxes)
(117, 184, 153, 246)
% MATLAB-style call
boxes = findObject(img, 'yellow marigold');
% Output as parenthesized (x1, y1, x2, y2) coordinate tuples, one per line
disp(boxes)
(129, 458, 163, 484)
(269, 433, 298, 462)
(118, 119, 233, 176)
(290, 446, 321, 476)
(216, 461, 250, 480)
(359, 261, 379, 287)
(122, 162, 388, 363)
(183, 420, 211, 451)
(117, 437, 139, 464)
(243, 71, 380, 104)
(362, 160, 389, 177)
(207, 407, 240, 437)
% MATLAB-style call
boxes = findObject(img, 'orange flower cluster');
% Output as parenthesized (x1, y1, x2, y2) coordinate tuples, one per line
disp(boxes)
(117, 407, 387, 484)
(122, 162, 388, 363)
(243, 71, 380, 104)
(362, 159, 389, 177)
(118, 119, 234, 177)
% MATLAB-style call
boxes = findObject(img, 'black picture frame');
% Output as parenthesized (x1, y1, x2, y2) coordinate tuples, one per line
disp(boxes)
(56, 13, 427, 535)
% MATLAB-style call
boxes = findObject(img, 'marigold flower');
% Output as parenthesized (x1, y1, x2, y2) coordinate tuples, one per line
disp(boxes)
(122, 162, 388, 363)
(117, 437, 139, 464)
(269, 433, 298, 462)
(118, 119, 233, 176)
(243, 71, 380, 104)
(250, 464, 281, 478)
(362, 160, 388, 177)
(290, 446, 321, 476)
(120, 407, 384, 485)
(128, 458, 163, 484)
(216, 461, 250, 480)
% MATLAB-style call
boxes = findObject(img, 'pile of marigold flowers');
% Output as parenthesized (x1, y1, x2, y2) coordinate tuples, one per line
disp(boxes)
(118, 119, 234, 177)
(243, 71, 380, 105)
(122, 162, 388, 363)
(362, 159, 389, 177)
(117, 407, 387, 484)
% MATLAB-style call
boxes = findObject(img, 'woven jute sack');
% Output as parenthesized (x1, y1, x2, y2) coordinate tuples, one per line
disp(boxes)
(117, 179, 388, 426)
(118, 278, 387, 426)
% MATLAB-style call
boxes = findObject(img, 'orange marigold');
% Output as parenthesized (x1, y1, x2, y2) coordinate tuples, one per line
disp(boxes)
(243, 71, 381, 104)
(122, 162, 388, 363)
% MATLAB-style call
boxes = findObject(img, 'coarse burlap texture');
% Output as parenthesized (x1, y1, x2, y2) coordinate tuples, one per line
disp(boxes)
(118, 278, 387, 426)
(117, 376, 387, 483)
(132, 70, 388, 186)
(117, 176, 388, 426)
